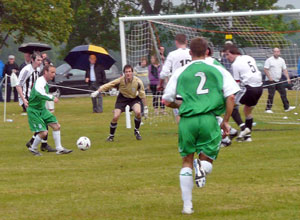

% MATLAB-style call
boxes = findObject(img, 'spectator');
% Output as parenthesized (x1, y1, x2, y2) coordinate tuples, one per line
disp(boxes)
(85, 54, 107, 113)
(264, 48, 295, 113)
(19, 53, 31, 71)
(40, 52, 48, 70)
(159, 46, 165, 64)
(3, 55, 19, 102)
(41, 53, 48, 60)
(134, 57, 150, 92)
(0, 59, 4, 102)
(148, 55, 165, 114)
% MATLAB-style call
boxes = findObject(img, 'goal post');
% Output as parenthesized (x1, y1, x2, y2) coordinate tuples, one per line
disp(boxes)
(119, 9, 300, 125)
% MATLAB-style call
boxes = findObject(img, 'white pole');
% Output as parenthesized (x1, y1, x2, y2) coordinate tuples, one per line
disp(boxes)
(119, 19, 127, 69)
(125, 105, 131, 129)
(4, 74, 7, 122)
(119, 9, 300, 22)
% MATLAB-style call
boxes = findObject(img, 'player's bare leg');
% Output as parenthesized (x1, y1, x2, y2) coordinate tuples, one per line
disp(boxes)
(107, 109, 121, 141)
(48, 123, 72, 154)
(132, 103, 142, 140)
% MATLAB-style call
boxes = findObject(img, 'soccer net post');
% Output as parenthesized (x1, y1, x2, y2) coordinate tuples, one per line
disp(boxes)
(119, 9, 300, 125)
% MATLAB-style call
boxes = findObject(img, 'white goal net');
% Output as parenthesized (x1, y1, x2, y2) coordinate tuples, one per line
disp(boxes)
(120, 10, 300, 125)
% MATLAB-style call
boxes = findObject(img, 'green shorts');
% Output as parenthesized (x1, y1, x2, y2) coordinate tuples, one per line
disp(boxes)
(178, 113, 221, 160)
(27, 107, 57, 132)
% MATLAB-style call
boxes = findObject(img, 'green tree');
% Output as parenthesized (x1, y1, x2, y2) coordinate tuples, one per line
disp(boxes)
(0, 0, 73, 49)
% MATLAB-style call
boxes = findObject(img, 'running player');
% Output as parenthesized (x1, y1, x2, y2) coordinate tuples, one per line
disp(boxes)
(91, 64, 148, 141)
(27, 65, 72, 156)
(224, 44, 263, 142)
(162, 37, 239, 214)
(159, 34, 191, 123)
(16, 52, 56, 152)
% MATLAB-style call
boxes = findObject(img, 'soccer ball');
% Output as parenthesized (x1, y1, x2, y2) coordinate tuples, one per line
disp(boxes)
(76, 136, 91, 151)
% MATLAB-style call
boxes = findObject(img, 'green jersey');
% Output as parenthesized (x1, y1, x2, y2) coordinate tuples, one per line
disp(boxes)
(162, 59, 239, 117)
(28, 76, 54, 110)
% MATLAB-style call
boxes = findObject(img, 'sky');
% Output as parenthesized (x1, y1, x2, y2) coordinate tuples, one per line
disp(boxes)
(276, 0, 300, 8)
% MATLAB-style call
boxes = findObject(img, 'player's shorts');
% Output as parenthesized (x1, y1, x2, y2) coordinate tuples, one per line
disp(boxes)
(178, 113, 221, 160)
(235, 85, 263, 107)
(27, 107, 57, 132)
(115, 93, 142, 112)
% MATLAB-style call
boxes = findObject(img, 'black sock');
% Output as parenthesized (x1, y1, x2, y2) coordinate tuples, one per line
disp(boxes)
(110, 122, 117, 136)
(245, 118, 253, 130)
(29, 132, 39, 144)
(239, 123, 246, 131)
(41, 133, 48, 147)
(134, 117, 141, 130)
(232, 108, 243, 127)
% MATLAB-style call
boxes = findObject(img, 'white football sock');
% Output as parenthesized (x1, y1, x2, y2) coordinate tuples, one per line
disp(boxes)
(179, 167, 193, 209)
(52, 130, 64, 151)
(201, 160, 213, 175)
(31, 135, 42, 150)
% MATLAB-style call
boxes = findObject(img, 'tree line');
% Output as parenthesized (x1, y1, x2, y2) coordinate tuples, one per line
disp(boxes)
(0, 0, 298, 64)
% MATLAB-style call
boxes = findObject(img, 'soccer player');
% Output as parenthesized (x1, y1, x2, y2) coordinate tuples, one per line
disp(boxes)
(162, 37, 239, 214)
(205, 46, 238, 146)
(91, 64, 148, 141)
(225, 44, 263, 142)
(27, 65, 72, 156)
(159, 34, 191, 123)
(16, 52, 56, 152)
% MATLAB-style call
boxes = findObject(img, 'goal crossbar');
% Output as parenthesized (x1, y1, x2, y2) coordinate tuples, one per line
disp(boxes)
(119, 9, 300, 67)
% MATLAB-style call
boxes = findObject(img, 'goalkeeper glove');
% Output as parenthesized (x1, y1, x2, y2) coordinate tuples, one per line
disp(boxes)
(144, 106, 148, 119)
(91, 91, 99, 98)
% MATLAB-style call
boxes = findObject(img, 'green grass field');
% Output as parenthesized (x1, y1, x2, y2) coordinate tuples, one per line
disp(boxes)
(0, 96, 299, 220)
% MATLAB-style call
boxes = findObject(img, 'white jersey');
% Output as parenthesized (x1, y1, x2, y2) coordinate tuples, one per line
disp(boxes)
(264, 56, 287, 82)
(160, 47, 191, 79)
(232, 55, 262, 87)
(17, 64, 40, 105)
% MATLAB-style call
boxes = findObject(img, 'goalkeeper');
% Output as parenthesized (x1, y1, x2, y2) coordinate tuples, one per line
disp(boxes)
(91, 64, 148, 141)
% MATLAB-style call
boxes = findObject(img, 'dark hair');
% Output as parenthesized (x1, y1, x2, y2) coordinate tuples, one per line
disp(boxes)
(123, 64, 133, 73)
(41, 64, 55, 76)
(31, 52, 42, 61)
(175, 34, 187, 44)
(43, 57, 52, 65)
(224, 44, 241, 55)
(190, 37, 208, 57)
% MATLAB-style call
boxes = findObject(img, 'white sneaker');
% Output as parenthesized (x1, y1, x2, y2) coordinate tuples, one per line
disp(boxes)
(193, 159, 206, 188)
(265, 109, 274, 114)
(285, 106, 296, 112)
(182, 207, 194, 215)
(237, 127, 251, 140)
(244, 137, 252, 142)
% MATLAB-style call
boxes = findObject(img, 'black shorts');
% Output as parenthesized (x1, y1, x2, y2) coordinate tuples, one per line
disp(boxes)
(115, 93, 142, 112)
(236, 85, 263, 107)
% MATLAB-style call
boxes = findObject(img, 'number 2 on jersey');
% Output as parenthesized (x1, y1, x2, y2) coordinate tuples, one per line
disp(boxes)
(195, 72, 209, 95)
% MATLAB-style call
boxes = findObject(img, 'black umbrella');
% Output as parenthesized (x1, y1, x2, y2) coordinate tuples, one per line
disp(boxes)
(64, 45, 115, 70)
(18, 42, 51, 54)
